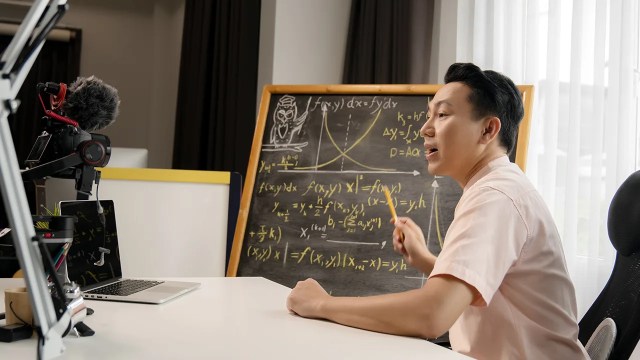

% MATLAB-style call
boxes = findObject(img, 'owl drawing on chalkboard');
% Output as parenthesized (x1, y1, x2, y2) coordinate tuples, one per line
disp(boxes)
(264, 95, 309, 152)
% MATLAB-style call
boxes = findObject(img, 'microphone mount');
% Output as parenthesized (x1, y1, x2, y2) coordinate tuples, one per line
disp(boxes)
(23, 77, 111, 207)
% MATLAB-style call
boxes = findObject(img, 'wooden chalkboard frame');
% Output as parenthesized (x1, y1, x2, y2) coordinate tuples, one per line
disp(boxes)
(227, 84, 533, 277)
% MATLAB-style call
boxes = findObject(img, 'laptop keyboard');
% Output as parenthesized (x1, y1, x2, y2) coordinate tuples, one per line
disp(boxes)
(86, 279, 164, 296)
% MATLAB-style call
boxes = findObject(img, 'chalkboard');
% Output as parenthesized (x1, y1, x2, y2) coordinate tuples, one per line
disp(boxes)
(227, 85, 533, 296)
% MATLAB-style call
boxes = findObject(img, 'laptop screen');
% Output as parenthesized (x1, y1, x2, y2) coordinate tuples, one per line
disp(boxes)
(59, 200, 122, 289)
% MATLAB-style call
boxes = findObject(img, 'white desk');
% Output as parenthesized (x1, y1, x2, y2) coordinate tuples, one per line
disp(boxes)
(0, 277, 470, 359)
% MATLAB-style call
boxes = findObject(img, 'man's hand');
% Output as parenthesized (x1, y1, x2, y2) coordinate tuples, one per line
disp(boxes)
(287, 278, 331, 318)
(392, 216, 437, 274)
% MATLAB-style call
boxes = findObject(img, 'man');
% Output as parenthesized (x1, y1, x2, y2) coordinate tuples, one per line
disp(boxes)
(286, 63, 588, 359)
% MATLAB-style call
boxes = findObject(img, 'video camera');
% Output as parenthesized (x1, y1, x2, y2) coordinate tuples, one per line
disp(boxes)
(21, 81, 112, 204)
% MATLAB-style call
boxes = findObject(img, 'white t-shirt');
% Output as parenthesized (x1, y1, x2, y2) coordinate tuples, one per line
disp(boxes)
(430, 156, 588, 359)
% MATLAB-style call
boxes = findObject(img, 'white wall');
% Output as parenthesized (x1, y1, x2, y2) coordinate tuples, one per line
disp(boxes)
(0, 0, 185, 169)
(60, 0, 184, 169)
(430, 0, 458, 83)
(258, 0, 351, 88)
(258, 0, 455, 89)
(4, 0, 454, 167)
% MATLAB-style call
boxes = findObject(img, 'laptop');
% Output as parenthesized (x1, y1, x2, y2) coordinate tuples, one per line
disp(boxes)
(58, 199, 200, 304)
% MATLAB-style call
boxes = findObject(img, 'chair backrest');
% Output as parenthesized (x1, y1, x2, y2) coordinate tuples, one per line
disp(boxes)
(578, 170, 640, 360)
(585, 317, 617, 360)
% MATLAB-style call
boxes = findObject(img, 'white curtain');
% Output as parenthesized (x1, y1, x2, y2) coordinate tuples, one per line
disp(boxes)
(455, 0, 639, 318)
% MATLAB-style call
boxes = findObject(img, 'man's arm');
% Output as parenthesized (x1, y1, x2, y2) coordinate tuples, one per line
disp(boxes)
(287, 274, 475, 339)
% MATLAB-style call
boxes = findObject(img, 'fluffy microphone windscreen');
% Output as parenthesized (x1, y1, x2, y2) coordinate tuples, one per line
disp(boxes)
(63, 76, 120, 132)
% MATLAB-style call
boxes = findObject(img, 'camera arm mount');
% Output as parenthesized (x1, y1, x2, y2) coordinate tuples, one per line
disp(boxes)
(0, 1, 74, 358)
(21, 131, 111, 201)
(22, 154, 97, 199)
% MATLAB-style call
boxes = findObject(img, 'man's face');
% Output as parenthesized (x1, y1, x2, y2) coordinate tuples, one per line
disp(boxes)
(420, 82, 486, 183)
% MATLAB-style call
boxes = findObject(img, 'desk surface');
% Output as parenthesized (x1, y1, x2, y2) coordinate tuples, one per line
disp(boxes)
(0, 277, 469, 359)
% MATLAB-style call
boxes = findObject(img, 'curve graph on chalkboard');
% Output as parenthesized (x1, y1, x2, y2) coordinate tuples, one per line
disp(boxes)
(292, 107, 394, 172)
(228, 85, 533, 297)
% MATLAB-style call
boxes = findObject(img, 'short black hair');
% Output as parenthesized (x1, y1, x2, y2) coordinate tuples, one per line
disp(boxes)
(444, 63, 524, 155)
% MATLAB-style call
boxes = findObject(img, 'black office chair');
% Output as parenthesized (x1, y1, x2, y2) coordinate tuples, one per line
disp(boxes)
(578, 170, 640, 360)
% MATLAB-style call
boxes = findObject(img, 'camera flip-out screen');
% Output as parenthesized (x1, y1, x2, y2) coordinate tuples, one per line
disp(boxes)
(26, 133, 52, 166)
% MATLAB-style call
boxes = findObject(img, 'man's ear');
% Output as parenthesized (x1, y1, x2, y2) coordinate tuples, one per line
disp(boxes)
(480, 117, 501, 144)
